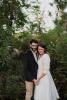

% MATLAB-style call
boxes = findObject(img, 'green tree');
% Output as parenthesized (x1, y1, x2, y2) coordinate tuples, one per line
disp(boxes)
(55, 0, 67, 10)
(25, 0, 44, 34)
(0, 0, 29, 99)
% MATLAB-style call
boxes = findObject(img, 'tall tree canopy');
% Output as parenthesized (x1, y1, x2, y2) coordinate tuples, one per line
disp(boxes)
(0, 0, 28, 31)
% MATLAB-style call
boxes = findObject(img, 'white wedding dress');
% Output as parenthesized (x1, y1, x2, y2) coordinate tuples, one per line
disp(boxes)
(34, 54, 59, 100)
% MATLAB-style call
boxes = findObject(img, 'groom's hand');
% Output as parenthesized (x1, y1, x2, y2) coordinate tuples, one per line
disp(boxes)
(32, 79, 37, 85)
(36, 79, 40, 85)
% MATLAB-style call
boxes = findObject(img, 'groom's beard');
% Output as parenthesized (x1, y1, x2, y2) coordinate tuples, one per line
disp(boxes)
(31, 48, 37, 52)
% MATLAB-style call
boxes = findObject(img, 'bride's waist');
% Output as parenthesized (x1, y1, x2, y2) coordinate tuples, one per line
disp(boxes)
(37, 71, 50, 77)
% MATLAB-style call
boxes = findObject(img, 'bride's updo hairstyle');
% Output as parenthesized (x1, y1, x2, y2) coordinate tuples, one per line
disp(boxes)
(38, 41, 47, 53)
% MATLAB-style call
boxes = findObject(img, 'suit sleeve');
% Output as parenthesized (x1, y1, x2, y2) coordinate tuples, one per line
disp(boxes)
(24, 52, 34, 81)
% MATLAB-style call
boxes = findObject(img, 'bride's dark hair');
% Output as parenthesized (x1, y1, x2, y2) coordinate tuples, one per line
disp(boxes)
(38, 41, 47, 53)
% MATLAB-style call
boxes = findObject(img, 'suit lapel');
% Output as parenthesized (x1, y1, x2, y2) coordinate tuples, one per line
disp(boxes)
(29, 50, 37, 64)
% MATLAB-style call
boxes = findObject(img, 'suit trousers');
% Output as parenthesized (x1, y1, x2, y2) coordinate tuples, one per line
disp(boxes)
(25, 81, 34, 100)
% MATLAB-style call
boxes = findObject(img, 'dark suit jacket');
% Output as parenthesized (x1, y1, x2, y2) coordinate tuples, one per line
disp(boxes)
(24, 49, 38, 81)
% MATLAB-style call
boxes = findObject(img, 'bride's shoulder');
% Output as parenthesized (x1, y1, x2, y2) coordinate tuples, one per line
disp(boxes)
(43, 53, 49, 57)
(43, 53, 50, 60)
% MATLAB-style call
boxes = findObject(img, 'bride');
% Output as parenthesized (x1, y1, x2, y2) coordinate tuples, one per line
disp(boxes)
(34, 41, 59, 100)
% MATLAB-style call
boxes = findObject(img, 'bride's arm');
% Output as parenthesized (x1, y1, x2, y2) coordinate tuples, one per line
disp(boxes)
(35, 72, 45, 85)
(36, 54, 50, 85)
(37, 73, 45, 81)
(38, 54, 50, 80)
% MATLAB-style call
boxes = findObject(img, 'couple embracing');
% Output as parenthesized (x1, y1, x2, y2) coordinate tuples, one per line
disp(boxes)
(25, 39, 59, 100)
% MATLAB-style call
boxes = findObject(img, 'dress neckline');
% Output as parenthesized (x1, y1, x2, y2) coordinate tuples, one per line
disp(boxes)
(38, 53, 46, 60)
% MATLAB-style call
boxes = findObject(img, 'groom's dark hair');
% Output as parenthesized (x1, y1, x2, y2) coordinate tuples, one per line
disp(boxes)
(30, 39, 38, 44)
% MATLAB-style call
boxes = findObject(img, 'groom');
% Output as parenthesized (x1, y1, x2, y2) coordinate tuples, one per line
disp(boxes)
(25, 39, 38, 100)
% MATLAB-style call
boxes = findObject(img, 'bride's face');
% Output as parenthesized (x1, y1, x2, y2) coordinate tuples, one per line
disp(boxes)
(38, 46, 45, 55)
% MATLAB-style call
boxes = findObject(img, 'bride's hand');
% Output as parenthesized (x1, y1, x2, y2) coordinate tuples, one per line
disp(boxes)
(35, 79, 40, 85)
(32, 79, 37, 85)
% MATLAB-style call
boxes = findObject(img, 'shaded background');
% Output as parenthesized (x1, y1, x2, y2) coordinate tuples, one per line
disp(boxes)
(0, 0, 67, 100)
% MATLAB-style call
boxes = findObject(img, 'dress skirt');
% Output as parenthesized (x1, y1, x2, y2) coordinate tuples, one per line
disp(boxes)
(34, 71, 59, 100)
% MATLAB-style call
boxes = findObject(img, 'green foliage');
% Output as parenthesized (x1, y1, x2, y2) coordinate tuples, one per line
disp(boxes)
(12, 31, 32, 51)
(0, 0, 27, 29)
(5, 51, 26, 97)
(0, 0, 67, 99)
(0, 0, 28, 99)
(55, 0, 67, 9)
(0, 45, 26, 99)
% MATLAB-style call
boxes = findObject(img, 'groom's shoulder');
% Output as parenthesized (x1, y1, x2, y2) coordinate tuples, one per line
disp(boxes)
(24, 49, 32, 58)
(25, 49, 31, 55)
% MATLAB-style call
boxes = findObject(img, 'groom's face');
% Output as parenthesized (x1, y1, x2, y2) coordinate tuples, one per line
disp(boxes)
(30, 42, 38, 52)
